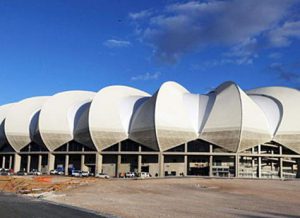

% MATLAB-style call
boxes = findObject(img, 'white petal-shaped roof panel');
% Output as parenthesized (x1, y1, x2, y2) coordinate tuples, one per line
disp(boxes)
(39, 91, 95, 151)
(155, 82, 198, 151)
(249, 95, 282, 136)
(247, 87, 300, 153)
(238, 87, 272, 151)
(200, 82, 271, 152)
(89, 86, 150, 151)
(5, 97, 49, 152)
(0, 103, 15, 148)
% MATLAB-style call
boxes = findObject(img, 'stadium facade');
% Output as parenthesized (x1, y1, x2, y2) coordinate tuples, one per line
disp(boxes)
(0, 81, 300, 179)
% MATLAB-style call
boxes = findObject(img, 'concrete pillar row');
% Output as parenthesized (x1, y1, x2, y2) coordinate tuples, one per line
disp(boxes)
(14, 153, 21, 173)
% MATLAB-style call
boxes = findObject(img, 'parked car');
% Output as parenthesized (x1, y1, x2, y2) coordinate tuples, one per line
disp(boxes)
(139, 172, 150, 178)
(28, 169, 42, 176)
(50, 169, 64, 175)
(125, 172, 135, 178)
(71, 170, 82, 177)
(95, 173, 109, 179)
(0, 168, 11, 176)
(16, 170, 27, 176)
(81, 171, 89, 177)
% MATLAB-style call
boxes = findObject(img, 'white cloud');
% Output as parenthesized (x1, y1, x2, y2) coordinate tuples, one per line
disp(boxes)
(103, 39, 131, 48)
(268, 21, 300, 47)
(129, 10, 152, 20)
(133, 0, 295, 63)
(131, 72, 161, 81)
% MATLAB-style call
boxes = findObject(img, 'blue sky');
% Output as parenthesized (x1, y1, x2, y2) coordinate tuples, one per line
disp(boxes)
(0, 0, 299, 104)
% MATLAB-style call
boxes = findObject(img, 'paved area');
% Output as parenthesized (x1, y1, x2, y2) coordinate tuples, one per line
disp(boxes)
(45, 177, 300, 218)
(0, 192, 105, 218)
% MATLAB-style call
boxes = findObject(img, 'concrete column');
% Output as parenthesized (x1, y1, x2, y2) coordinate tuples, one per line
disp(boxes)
(47, 153, 55, 174)
(159, 153, 164, 177)
(183, 155, 187, 176)
(279, 145, 283, 179)
(9, 155, 12, 169)
(13, 153, 21, 173)
(235, 155, 239, 178)
(138, 154, 142, 174)
(95, 153, 102, 175)
(65, 154, 69, 175)
(27, 155, 31, 172)
(2, 156, 5, 168)
(209, 144, 213, 177)
(117, 154, 121, 177)
(81, 154, 85, 171)
(38, 154, 42, 172)
(185, 142, 188, 152)
(258, 145, 261, 178)
(296, 159, 300, 178)
(251, 147, 255, 178)
(209, 155, 213, 177)
(137, 145, 142, 174)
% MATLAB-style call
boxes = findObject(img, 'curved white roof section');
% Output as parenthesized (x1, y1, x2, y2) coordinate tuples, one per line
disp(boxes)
(89, 86, 150, 151)
(130, 81, 199, 151)
(155, 82, 198, 151)
(5, 97, 49, 152)
(200, 82, 271, 152)
(247, 87, 300, 153)
(39, 91, 95, 151)
(0, 103, 15, 148)
(249, 95, 282, 136)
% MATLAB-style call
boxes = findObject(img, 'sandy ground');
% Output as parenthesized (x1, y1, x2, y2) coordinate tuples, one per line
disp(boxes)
(40, 177, 300, 218)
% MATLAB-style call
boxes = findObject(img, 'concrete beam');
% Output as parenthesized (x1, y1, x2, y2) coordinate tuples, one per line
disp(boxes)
(13, 153, 21, 173)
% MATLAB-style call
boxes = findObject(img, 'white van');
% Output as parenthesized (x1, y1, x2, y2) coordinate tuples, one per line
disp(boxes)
(140, 172, 150, 178)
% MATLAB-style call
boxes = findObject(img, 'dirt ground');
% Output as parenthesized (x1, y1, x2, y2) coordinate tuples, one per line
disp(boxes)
(42, 177, 300, 218)
(1, 176, 300, 217)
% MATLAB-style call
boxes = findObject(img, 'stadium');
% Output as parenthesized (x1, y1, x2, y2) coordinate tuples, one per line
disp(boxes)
(0, 81, 299, 179)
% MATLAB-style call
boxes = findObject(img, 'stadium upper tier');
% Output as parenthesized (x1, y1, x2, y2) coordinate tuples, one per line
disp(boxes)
(0, 81, 299, 153)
